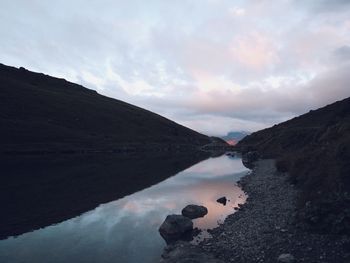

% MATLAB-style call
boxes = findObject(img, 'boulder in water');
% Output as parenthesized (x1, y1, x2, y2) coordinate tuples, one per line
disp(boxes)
(181, 204, 208, 219)
(159, 215, 193, 243)
(216, 197, 227, 206)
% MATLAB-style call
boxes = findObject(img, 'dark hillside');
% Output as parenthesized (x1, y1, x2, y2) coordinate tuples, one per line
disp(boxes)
(0, 63, 210, 153)
(237, 97, 350, 234)
(0, 63, 213, 239)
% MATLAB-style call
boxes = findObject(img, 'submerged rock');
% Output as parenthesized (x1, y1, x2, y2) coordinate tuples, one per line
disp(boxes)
(277, 253, 295, 263)
(159, 215, 193, 244)
(181, 205, 208, 219)
(216, 196, 227, 206)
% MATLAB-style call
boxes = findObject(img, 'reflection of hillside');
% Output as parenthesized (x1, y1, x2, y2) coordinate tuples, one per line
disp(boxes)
(0, 151, 210, 239)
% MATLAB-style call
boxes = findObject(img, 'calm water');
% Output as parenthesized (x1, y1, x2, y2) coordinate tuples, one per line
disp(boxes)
(0, 155, 249, 263)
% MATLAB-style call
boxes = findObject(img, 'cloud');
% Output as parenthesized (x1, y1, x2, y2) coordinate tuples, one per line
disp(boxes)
(296, 0, 350, 13)
(1, 0, 350, 135)
(229, 32, 280, 71)
(333, 46, 350, 62)
(305, 62, 350, 107)
(229, 7, 246, 17)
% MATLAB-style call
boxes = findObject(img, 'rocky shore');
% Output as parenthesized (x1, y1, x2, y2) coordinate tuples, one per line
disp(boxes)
(161, 159, 350, 263)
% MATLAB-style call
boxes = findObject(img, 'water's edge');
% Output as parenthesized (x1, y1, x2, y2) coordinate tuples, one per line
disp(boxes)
(0, 154, 249, 263)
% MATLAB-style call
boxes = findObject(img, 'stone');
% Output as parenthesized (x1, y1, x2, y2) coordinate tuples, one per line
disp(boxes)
(217, 197, 227, 206)
(277, 253, 296, 263)
(160, 241, 224, 263)
(159, 215, 193, 244)
(182, 205, 208, 219)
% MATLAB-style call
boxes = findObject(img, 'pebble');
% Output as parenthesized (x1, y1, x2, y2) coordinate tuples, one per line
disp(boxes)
(277, 253, 295, 263)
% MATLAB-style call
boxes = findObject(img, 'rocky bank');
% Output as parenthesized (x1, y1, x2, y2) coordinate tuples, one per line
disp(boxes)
(161, 159, 350, 263)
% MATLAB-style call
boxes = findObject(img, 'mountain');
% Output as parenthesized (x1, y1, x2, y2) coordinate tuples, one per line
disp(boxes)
(221, 131, 250, 145)
(237, 97, 350, 234)
(0, 63, 210, 154)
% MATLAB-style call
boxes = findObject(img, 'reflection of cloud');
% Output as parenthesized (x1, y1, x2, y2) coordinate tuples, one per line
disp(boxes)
(112, 156, 249, 230)
(75, 156, 249, 227)
(0, 155, 249, 263)
(183, 156, 248, 176)
(188, 183, 246, 229)
(122, 199, 178, 215)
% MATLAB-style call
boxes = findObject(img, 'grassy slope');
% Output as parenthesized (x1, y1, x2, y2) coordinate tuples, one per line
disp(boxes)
(0, 64, 210, 152)
(237, 97, 350, 233)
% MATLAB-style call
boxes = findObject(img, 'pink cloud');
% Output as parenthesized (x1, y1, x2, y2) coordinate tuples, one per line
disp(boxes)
(229, 32, 280, 70)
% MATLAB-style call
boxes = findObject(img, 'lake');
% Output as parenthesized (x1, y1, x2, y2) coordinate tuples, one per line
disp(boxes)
(0, 154, 249, 263)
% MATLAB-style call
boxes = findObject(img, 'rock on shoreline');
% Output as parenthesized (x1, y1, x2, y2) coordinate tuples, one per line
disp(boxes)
(159, 215, 194, 244)
(161, 159, 350, 262)
(181, 205, 208, 219)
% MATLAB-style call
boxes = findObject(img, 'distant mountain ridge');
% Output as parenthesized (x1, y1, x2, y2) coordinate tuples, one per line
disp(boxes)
(221, 131, 250, 145)
(237, 97, 350, 234)
(0, 63, 210, 153)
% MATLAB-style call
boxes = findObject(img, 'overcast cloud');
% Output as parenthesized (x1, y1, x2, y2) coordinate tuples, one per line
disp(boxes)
(1, 0, 350, 135)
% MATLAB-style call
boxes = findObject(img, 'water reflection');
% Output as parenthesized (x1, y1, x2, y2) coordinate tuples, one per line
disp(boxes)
(0, 152, 209, 239)
(0, 155, 249, 263)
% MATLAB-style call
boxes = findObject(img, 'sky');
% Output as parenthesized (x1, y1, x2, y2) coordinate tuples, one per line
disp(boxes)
(1, 0, 350, 136)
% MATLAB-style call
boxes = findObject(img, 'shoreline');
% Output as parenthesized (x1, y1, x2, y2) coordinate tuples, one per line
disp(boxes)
(161, 159, 350, 263)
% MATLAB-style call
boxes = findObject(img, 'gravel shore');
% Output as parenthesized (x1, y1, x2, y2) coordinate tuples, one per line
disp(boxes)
(161, 159, 350, 263)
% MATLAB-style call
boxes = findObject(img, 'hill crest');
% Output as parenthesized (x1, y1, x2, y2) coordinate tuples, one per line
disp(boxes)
(0, 63, 210, 153)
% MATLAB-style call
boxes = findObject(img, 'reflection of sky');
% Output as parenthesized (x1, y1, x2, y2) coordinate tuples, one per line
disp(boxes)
(0, 155, 249, 263)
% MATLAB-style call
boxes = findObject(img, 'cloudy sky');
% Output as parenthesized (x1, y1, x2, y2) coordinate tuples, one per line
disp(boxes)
(1, 0, 350, 135)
